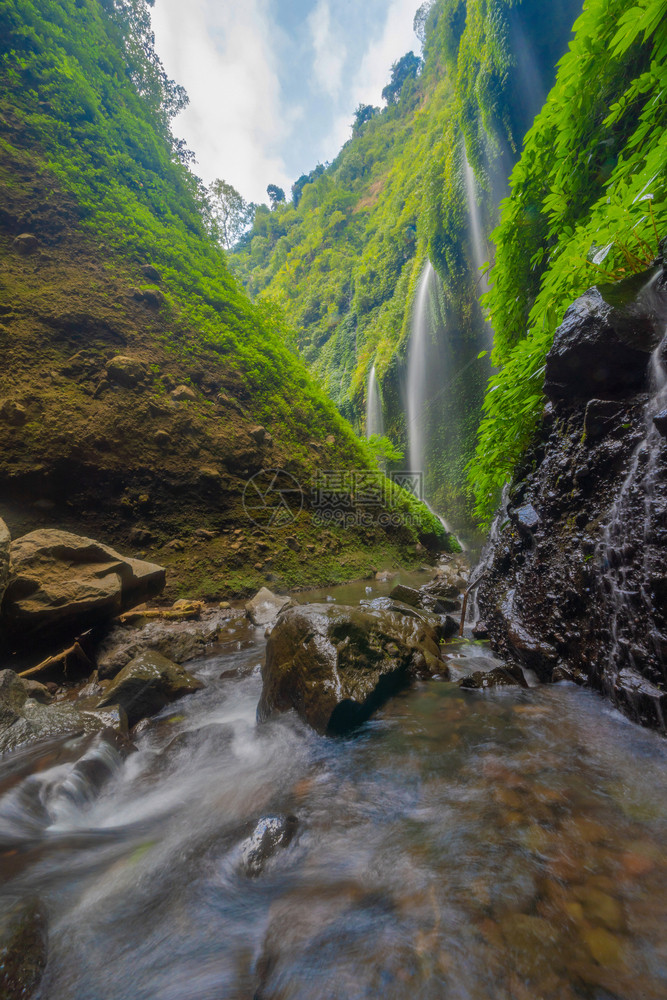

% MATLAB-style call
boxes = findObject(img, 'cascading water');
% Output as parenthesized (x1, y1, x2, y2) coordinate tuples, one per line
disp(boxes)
(365, 363, 384, 439)
(599, 272, 667, 701)
(463, 155, 488, 297)
(406, 261, 436, 478)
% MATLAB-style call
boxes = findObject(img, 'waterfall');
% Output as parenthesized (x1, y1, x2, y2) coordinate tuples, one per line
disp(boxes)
(406, 261, 436, 477)
(463, 155, 488, 296)
(366, 364, 384, 439)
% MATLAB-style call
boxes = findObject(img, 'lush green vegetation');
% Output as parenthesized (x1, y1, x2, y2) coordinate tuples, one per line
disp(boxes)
(471, 0, 667, 524)
(234, 0, 582, 529)
(0, 0, 451, 547)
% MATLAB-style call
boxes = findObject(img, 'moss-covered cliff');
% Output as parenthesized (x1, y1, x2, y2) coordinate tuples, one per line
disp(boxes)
(0, 0, 446, 597)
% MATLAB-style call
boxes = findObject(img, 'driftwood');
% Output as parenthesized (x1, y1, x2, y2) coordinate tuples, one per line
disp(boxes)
(18, 639, 92, 679)
(459, 572, 487, 636)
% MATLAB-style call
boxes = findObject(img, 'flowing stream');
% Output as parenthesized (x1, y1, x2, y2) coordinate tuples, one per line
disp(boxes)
(2, 573, 667, 999)
(365, 364, 384, 439)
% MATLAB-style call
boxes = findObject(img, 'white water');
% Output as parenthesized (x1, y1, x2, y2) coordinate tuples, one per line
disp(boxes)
(463, 155, 488, 296)
(365, 363, 384, 439)
(406, 261, 436, 477)
(599, 273, 667, 684)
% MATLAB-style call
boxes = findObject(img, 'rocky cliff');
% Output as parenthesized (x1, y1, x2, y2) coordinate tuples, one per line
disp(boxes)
(478, 244, 667, 730)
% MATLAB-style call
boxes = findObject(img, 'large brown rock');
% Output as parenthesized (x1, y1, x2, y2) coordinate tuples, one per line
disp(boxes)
(246, 587, 292, 627)
(2, 529, 165, 638)
(258, 603, 445, 734)
(97, 649, 204, 726)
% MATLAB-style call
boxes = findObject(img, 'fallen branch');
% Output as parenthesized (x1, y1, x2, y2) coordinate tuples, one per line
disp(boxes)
(18, 640, 91, 679)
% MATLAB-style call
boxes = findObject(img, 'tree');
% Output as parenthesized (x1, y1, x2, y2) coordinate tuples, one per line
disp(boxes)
(381, 51, 422, 105)
(208, 178, 256, 250)
(413, 1, 437, 44)
(292, 164, 326, 207)
(267, 184, 286, 210)
(352, 103, 379, 133)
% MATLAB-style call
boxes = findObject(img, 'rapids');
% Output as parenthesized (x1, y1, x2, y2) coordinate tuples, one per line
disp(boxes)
(1, 574, 667, 999)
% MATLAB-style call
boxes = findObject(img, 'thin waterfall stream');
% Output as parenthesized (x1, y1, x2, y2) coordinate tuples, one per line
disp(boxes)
(366, 363, 384, 439)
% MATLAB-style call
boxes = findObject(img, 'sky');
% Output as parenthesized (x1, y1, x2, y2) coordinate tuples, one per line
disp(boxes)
(151, 0, 421, 205)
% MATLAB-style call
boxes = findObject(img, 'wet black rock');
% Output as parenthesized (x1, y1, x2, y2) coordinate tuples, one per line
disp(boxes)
(460, 663, 528, 690)
(652, 408, 667, 437)
(242, 815, 298, 877)
(478, 272, 667, 731)
(0, 903, 48, 1000)
(544, 284, 662, 402)
(472, 621, 490, 640)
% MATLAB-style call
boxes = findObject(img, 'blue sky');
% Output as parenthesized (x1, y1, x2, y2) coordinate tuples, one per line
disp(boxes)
(152, 0, 421, 204)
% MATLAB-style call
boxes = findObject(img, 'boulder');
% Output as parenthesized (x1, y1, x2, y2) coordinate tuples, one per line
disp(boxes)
(544, 286, 661, 401)
(246, 587, 292, 627)
(389, 583, 457, 615)
(460, 663, 528, 690)
(106, 355, 147, 388)
(0, 903, 48, 1000)
(140, 264, 161, 282)
(2, 529, 165, 639)
(242, 815, 298, 877)
(258, 602, 445, 734)
(97, 649, 204, 727)
(95, 609, 232, 679)
(0, 518, 9, 610)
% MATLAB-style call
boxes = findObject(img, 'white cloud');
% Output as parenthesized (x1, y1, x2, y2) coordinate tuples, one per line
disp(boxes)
(321, 0, 421, 163)
(151, 0, 292, 204)
(308, 0, 347, 100)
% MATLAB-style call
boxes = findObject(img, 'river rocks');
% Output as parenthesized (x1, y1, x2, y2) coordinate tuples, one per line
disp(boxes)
(106, 355, 147, 388)
(460, 662, 528, 690)
(390, 583, 458, 615)
(0, 669, 126, 754)
(246, 587, 292, 627)
(0, 903, 48, 1000)
(2, 530, 166, 639)
(95, 608, 233, 679)
(258, 603, 444, 734)
(544, 284, 662, 402)
(97, 649, 204, 727)
(242, 814, 298, 877)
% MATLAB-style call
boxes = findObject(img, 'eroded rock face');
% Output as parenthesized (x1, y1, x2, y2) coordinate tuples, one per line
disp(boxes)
(97, 649, 204, 727)
(258, 603, 445, 734)
(478, 267, 667, 730)
(2, 530, 165, 640)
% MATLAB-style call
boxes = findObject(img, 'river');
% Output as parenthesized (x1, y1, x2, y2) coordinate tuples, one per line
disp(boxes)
(1, 574, 667, 999)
